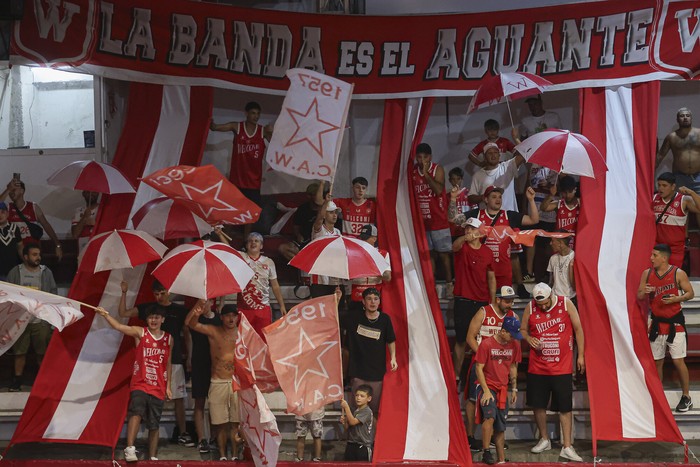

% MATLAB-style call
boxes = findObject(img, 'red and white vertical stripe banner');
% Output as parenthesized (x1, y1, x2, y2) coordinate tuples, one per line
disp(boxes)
(373, 98, 470, 466)
(8, 84, 213, 448)
(577, 82, 683, 453)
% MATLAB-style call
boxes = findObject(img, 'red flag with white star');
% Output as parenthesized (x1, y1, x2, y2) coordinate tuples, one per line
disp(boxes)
(238, 385, 281, 467)
(143, 165, 261, 225)
(263, 295, 343, 416)
(266, 69, 353, 182)
(235, 313, 279, 393)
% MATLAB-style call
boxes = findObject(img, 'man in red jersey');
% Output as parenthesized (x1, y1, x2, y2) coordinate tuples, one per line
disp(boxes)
(521, 282, 584, 462)
(540, 176, 580, 250)
(96, 305, 172, 462)
(334, 177, 376, 238)
(638, 244, 695, 412)
(650, 173, 700, 268)
(451, 217, 496, 379)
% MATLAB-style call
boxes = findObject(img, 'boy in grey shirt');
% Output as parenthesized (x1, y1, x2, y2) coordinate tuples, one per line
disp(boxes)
(341, 384, 374, 461)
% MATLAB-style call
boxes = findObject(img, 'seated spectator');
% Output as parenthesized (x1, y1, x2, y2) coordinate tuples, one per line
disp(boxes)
(334, 177, 376, 238)
(341, 385, 374, 462)
(71, 191, 100, 253)
(0, 202, 22, 280)
(7, 244, 56, 392)
(468, 119, 516, 168)
(540, 176, 580, 250)
(447, 167, 478, 239)
(348, 224, 391, 313)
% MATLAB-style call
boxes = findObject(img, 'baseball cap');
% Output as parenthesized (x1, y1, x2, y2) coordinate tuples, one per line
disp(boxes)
(532, 282, 552, 301)
(502, 316, 523, 339)
(326, 201, 340, 212)
(496, 285, 517, 299)
(525, 94, 542, 103)
(0, 202, 7, 211)
(483, 142, 500, 153)
(483, 185, 504, 197)
(359, 224, 378, 240)
(463, 217, 482, 229)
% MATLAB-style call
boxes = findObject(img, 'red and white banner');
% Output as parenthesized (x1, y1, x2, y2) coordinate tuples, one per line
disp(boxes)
(478, 226, 573, 247)
(11, 0, 700, 97)
(266, 69, 352, 181)
(143, 165, 261, 225)
(238, 386, 282, 467)
(234, 313, 278, 393)
(577, 83, 683, 449)
(373, 98, 470, 466)
(8, 84, 213, 448)
(263, 295, 343, 416)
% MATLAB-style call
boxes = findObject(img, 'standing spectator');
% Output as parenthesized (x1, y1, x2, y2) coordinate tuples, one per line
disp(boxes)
(344, 288, 397, 414)
(210, 101, 273, 237)
(334, 177, 376, 238)
(637, 244, 695, 412)
(468, 119, 516, 168)
(463, 285, 517, 450)
(7, 244, 57, 392)
(450, 217, 496, 381)
(521, 283, 585, 462)
(119, 280, 193, 448)
(412, 143, 453, 295)
(540, 176, 581, 250)
(278, 182, 324, 262)
(71, 190, 100, 253)
(310, 191, 342, 298)
(187, 298, 221, 454)
(238, 232, 287, 337)
(295, 407, 325, 462)
(468, 143, 525, 212)
(651, 173, 700, 268)
(464, 186, 539, 298)
(341, 385, 374, 462)
(96, 305, 172, 462)
(518, 94, 562, 139)
(522, 163, 558, 282)
(0, 202, 22, 280)
(6, 179, 62, 260)
(185, 303, 242, 461)
(447, 168, 477, 239)
(474, 316, 522, 465)
(548, 235, 575, 302)
(348, 224, 391, 313)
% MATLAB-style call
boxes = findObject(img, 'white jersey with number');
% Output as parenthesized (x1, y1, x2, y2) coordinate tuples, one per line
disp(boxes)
(238, 252, 277, 310)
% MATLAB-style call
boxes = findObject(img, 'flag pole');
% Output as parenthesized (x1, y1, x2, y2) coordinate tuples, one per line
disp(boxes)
(328, 83, 355, 198)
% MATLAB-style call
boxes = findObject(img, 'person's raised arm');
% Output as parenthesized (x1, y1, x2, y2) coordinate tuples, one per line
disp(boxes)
(679, 187, 700, 214)
(33, 204, 62, 261)
(521, 187, 540, 226)
(466, 308, 486, 353)
(340, 399, 362, 426)
(566, 298, 585, 374)
(185, 300, 216, 336)
(119, 281, 139, 318)
(96, 306, 142, 338)
(540, 184, 558, 212)
(209, 120, 237, 133)
(313, 192, 331, 233)
(263, 122, 274, 141)
(422, 162, 445, 195)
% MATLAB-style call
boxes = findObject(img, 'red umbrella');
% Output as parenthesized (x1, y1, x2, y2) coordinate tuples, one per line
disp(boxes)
(142, 165, 261, 225)
(514, 129, 607, 178)
(152, 240, 254, 300)
(289, 235, 390, 280)
(79, 229, 168, 273)
(131, 197, 212, 240)
(47, 160, 135, 194)
(467, 72, 553, 127)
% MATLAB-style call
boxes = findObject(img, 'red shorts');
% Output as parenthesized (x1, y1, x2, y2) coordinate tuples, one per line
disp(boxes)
(240, 306, 272, 340)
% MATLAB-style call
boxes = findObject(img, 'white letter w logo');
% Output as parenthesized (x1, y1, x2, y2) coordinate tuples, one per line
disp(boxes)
(34, 0, 80, 42)
(675, 8, 700, 53)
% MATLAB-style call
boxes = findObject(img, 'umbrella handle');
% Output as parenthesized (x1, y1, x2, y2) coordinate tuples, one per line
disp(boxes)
(506, 98, 515, 130)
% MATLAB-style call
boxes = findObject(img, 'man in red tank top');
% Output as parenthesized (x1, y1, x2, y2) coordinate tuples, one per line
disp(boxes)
(521, 283, 585, 462)
(334, 177, 377, 238)
(412, 143, 453, 293)
(637, 244, 695, 412)
(540, 176, 580, 250)
(651, 173, 700, 267)
(97, 305, 172, 462)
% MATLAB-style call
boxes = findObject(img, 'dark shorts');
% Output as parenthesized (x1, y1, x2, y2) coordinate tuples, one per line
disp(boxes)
(526, 373, 573, 413)
(191, 355, 212, 399)
(345, 442, 372, 461)
(476, 386, 508, 432)
(454, 298, 488, 343)
(127, 390, 165, 431)
(467, 358, 479, 401)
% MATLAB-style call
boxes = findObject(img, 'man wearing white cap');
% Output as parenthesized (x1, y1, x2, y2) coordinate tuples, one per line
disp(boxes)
(521, 282, 585, 462)
(451, 216, 496, 381)
(468, 142, 525, 212)
(310, 187, 342, 298)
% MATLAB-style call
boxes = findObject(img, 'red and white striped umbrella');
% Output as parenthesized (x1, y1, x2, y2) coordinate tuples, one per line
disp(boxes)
(47, 160, 135, 194)
(289, 235, 390, 280)
(514, 129, 608, 178)
(131, 197, 211, 240)
(152, 240, 254, 300)
(467, 72, 553, 114)
(79, 229, 167, 273)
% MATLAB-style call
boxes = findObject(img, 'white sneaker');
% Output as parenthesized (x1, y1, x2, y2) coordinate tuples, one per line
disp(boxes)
(124, 446, 138, 462)
(150, 457, 158, 461)
(560, 446, 583, 462)
(531, 438, 551, 453)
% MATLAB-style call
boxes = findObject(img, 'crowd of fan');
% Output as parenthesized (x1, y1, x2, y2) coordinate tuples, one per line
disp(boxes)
(2, 100, 699, 463)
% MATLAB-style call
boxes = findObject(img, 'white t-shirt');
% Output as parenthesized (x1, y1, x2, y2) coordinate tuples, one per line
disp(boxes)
(238, 252, 277, 310)
(469, 158, 519, 212)
(547, 250, 575, 298)
(520, 111, 562, 139)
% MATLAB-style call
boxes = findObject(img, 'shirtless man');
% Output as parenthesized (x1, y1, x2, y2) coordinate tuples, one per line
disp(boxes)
(186, 303, 241, 461)
(658, 108, 700, 188)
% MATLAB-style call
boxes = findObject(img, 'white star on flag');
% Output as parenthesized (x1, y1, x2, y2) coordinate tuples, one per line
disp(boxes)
(276, 328, 337, 392)
(285, 97, 340, 158)
(181, 180, 237, 218)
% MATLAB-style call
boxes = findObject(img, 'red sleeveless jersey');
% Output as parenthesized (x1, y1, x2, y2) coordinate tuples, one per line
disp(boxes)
(647, 266, 683, 335)
(653, 192, 686, 252)
(477, 209, 512, 284)
(450, 188, 478, 237)
(412, 162, 449, 231)
(334, 198, 377, 237)
(527, 296, 574, 375)
(131, 328, 171, 399)
(8, 202, 39, 242)
(476, 304, 516, 345)
(229, 122, 266, 190)
(556, 199, 580, 249)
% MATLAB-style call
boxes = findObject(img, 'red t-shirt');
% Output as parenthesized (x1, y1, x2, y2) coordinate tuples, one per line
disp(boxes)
(334, 198, 377, 238)
(472, 209, 523, 287)
(527, 296, 573, 376)
(474, 335, 522, 391)
(412, 162, 449, 231)
(470, 137, 515, 158)
(647, 266, 683, 335)
(229, 122, 266, 190)
(454, 242, 493, 302)
(131, 328, 171, 400)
